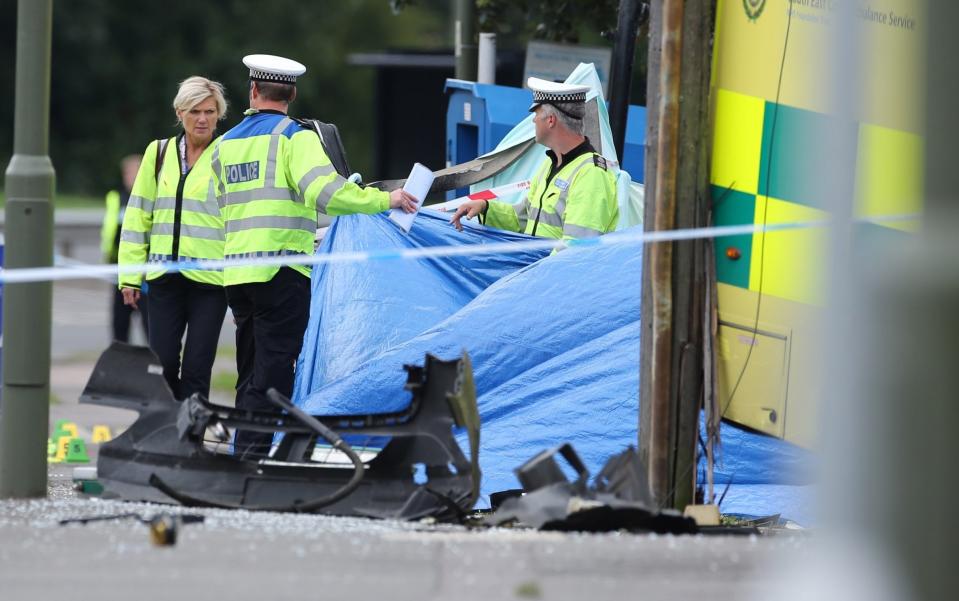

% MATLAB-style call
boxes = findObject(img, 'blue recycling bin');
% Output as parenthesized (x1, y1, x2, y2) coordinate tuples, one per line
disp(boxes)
(621, 104, 647, 183)
(444, 80, 532, 199)
(445, 79, 647, 200)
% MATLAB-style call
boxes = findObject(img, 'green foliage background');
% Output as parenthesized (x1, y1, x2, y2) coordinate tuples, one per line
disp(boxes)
(0, 0, 644, 195)
(0, 0, 450, 194)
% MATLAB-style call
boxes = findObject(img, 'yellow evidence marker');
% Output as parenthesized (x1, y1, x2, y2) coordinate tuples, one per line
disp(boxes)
(92, 425, 113, 444)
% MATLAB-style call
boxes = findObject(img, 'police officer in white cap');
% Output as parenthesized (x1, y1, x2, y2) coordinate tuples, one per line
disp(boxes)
(450, 77, 618, 241)
(211, 54, 418, 457)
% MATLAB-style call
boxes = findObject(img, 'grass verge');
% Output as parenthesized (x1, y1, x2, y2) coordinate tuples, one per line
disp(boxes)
(211, 370, 236, 395)
(0, 192, 102, 209)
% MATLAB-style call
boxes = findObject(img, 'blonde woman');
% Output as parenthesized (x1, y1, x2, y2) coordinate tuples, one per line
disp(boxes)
(118, 76, 229, 400)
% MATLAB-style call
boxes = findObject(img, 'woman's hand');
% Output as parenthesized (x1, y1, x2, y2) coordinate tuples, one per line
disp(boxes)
(121, 287, 141, 310)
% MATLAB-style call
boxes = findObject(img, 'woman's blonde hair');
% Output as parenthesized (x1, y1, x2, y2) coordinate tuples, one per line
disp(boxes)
(172, 76, 228, 121)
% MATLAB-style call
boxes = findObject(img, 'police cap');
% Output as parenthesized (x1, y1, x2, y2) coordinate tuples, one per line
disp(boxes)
(243, 54, 306, 84)
(527, 77, 589, 120)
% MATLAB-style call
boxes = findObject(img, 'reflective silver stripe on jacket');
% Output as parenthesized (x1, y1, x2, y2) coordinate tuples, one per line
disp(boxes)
(528, 206, 564, 228)
(223, 249, 308, 260)
(296, 164, 337, 202)
(512, 197, 529, 230)
(221, 187, 298, 206)
(154, 196, 221, 217)
(563, 223, 604, 239)
(315, 173, 349, 212)
(127, 195, 154, 212)
(211, 144, 226, 201)
(181, 224, 226, 241)
(224, 215, 316, 235)
(150, 222, 225, 241)
(264, 118, 293, 188)
(120, 230, 148, 244)
(153, 197, 176, 211)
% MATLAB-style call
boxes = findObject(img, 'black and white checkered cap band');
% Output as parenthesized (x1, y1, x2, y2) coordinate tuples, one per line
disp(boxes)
(249, 69, 298, 84)
(532, 91, 587, 104)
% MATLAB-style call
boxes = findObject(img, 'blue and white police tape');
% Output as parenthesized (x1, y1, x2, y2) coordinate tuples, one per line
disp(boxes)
(0, 212, 920, 285)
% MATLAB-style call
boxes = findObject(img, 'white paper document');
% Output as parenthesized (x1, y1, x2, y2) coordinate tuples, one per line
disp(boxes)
(388, 162, 434, 234)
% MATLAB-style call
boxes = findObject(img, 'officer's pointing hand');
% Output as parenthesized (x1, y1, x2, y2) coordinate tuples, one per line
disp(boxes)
(389, 189, 419, 213)
(449, 199, 488, 231)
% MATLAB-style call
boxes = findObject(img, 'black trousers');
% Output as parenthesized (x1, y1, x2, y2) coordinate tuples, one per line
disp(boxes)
(227, 268, 311, 457)
(112, 287, 149, 343)
(147, 273, 228, 400)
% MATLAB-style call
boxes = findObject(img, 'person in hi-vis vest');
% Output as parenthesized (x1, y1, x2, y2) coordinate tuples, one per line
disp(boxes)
(450, 78, 618, 241)
(211, 54, 418, 458)
(118, 76, 230, 401)
(102, 154, 150, 343)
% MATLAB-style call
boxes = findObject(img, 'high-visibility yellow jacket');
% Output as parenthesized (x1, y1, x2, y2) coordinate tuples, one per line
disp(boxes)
(484, 142, 618, 240)
(118, 135, 224, 289)
(211, 109, 391, 285)
(101, 189, 123, 263)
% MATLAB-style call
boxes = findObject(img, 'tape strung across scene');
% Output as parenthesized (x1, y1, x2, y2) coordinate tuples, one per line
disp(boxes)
(430, 180, 531, 212)
(0, 211, 919, 285)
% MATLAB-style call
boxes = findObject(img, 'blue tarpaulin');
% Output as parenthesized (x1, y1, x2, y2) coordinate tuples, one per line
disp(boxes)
(293, 210, 814, 523)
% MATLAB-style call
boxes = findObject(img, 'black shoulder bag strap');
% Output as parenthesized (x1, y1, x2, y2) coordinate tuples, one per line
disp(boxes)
(295, 118, 353, 180)
(154, 138, 170, 183)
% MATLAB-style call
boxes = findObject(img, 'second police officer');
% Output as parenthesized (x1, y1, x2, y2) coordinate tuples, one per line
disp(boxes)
(211, 54, 418, 457)
(450, 78, 618, 240)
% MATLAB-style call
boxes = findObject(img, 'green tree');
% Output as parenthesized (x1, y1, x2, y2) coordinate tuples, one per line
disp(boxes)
(394, 0, 620, 42)
(392, 0, 647, 103)
(0, 0, 647, 195)
(0, 0, 448, 194)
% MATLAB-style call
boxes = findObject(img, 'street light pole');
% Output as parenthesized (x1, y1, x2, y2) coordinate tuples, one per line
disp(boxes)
(0, 0, 55, 498)
(608, 0, 644, 162)
(454, 0, 478, 81)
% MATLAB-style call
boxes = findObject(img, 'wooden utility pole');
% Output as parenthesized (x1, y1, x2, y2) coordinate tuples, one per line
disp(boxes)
(639, 0, 714, 510)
